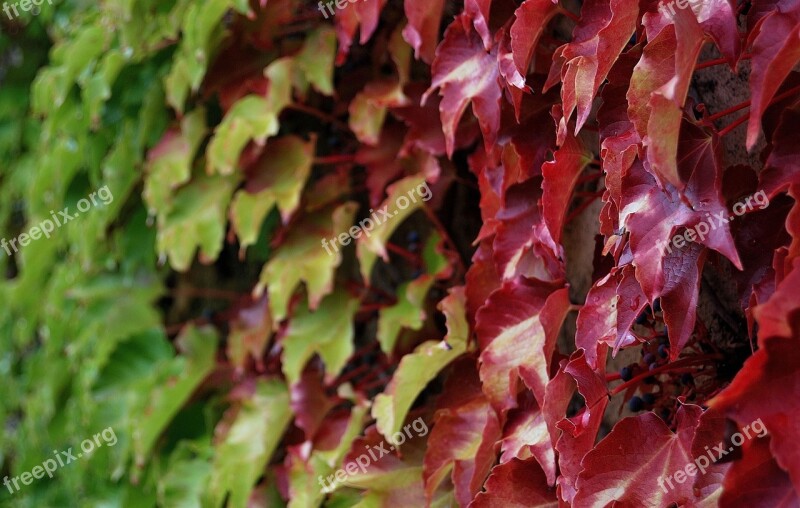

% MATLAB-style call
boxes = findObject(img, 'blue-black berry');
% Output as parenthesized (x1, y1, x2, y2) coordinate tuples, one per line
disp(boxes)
(658, 344, 668, 358)
(620, 366, 633, 381)
(653, 298, 662, 312)
(643, 353, 656, 365)
(635, 311, 649, 325)
(642, 393, 656, 405)
(629, 396, 644, 412)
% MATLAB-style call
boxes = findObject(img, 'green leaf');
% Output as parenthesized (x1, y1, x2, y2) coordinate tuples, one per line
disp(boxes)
(134, 325, 218, 466)
(295, 27, 337, 96)
(230, 135, 316, 250)
(156, 172, 238, 271)
(206, 58, 294, 175)
(208, 379, 292, 508)
(257, 202, 358, 322)
(282, 289, 360, 385)
(372, 287, 469, 440)
(356, 174, 429, 280)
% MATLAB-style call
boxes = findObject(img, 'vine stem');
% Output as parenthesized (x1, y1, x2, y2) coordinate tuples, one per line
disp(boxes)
(718, 84, 800, 138)
(315, 154, 356, 165)
(558, 7, 580, 23)
(694, 54, 750, 71)
(286, 103, 350, 132)
(609, 355, 722, 396)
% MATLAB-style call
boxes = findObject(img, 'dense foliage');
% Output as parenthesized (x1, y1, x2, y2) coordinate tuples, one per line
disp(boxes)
(1, 0, 799, 506)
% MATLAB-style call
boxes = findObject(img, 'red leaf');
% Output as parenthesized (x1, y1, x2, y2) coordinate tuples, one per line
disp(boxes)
(746, 3, 800, 149)
(476, 278, 570, 412)
(720, 436, 800, 508)
(469, 458, 558, 507)
(552, 0, 639, 137)
(574, 404, 720, 506)
(541, 133, 594, 244)
(424, 17, 502, 157)
(509, 0, 558, 78)
(575, 263, 647, 367)
(424, 359, 502, 506)
(403, 0, 445, 63)
(499, 391, 556, 485)
(761, 100, 800, 197)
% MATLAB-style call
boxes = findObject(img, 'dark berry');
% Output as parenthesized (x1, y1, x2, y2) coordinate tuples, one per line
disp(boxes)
(406, 230, 420, 243)
(620, 366, 632, 381)
(653, 298, 661, 312)
(649, 362, 659, 371)
(658, 344, 668, 358)
(680, 373, 694, 385)
(635, 311, 648, 325)
(629, 396, 644, 412)
(643, 353, 656, 365)
(642, 393, 656, 405)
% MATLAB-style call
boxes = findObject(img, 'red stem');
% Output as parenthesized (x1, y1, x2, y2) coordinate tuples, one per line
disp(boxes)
(385, 243, 422, 264)
(558, 7, 580, 23)
(718, 113, 749, 138)
(610, 355, 722, 396)
(703, 99, 751, 124)
(315, 154, 356, 165)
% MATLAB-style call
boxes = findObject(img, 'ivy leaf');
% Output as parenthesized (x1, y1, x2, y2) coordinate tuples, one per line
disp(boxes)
(423, 16, 501, 157)
(476, 278, 570, 412)
(403, 0, 446, 63)
(423, 359, 501, 506)
(206, 58, 293, 175)
(294, 26, 337, 96)
(377, 233, 449, 354)
(499, 391, 556, 486)
(230, 135, 316, 250)
(256, 202, 358, 322)
(719, 436, 800, 507)
(208, 379, 293, 508)
(143, 107, 208, 216)
(541, 133, 594, 244)
(156, 172, 238, 272)
(373, 287, 469, 441)
(575, 264, 646, 369)
(134, 325, 218, 466)
(509, 0, 559, 79)
(573, 405, 716, 506)
(550, 0, 639, 137)
(746, 4, 800, 149)
(226, 296, 273, 374)
(356, 174, 429, 281)
(281, 289, 360, 386)
(471, 458, 558, 507)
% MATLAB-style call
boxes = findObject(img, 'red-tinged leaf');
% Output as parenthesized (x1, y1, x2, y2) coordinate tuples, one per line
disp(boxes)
(622, 126, 740, 302)
(465, 239, 502, 324)
(761, 100, 800, 197)
(403, 0, 445, 63)
(575, 263, 647, 368)
(463, 0, 493, 50)
(424, 359, 501, 506)
(333, 0, 388, 64)
(290, 368, 337, 440)
(469, 458, 559, 507)
(746, 4, 800, 149)
(574, 404, 722, 506)
(392, 83, 480, 157)
(553, 0, 639, 137)
(753, 257, 800, 339)
(628, 8, 704, 188)
(710, 268, 800, 492)
(689, 408, 731, 502)
(542, 133, 594, 243)
(492, 181, 565, 282)
(476, 278, 570, 412)
(355, 123, 405, 207)
(659, 242, 707, 360)
(226, 295, 273, 373)
(720, 436, 800, 508)
(598, 49, 642, 237)
(424, 17, 502, 157)
(553, 349, 609, 504)
(499, 391, 556, 486)
(509, 0, 558, 78)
